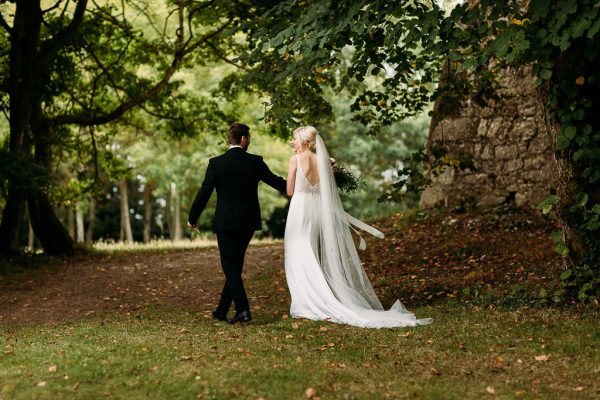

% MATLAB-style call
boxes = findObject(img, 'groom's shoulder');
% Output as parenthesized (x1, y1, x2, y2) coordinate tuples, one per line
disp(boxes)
(245, 152, 264, 162)
(211, 152, 229, 162)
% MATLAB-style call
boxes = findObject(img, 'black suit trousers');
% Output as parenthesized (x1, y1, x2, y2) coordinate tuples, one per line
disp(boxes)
(215, 230, 255, 314)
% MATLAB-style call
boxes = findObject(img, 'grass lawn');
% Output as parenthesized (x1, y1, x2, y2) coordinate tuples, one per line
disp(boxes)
(2, 302, 598, 399)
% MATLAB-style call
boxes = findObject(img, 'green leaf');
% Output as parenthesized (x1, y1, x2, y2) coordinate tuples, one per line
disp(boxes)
(571, 17, 592, 38)
(572, 109, 585, 121)
(540, 68, 553, 80)
(537, 195, 559, 214)
(555, 133, 570, 150)
(563, 125, 576, 139)
(449, 52, 462, 61)
(514, 39, 529, 52)
(462, 57, 474, 70)
(560, 268, 573, 281)
(588, 20, 600, 38)
(550, 230, 563, 242)
(493, 36, 510, 57)
(575, 192, 589, 208)
(556, 244, 569, 256)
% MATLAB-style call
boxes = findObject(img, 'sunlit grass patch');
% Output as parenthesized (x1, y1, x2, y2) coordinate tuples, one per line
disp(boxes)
(92, 237, 282, 253)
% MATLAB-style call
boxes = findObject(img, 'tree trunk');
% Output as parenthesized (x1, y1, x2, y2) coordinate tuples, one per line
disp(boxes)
(28, 219, 34, 251)
(551, 122, 594, 268)
(0, 188, 27, 254)
(28, 190, 75, 256)
(0, 0, 41, 255)
(542, 54, 599, 270)
(119, 178, 134, 243)
(143, 182, 154, 243)
(173, 184, 183, 241)
(28, 118, 75, 255)
(166, 184, 173, 240)
(86, 196, 96, 243)
(67, 206, 75, 239)
(0, 1, 75, 256)
(76, 203, 84, 243)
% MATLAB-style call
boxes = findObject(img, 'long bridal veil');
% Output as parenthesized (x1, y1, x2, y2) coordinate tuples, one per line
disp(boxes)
(315, 134, 398, 311)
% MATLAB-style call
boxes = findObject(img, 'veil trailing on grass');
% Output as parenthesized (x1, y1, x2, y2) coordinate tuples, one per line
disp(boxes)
(315, 133, 389, 310)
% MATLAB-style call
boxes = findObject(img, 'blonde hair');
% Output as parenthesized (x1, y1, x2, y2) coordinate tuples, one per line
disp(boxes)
(294, 126, 317, 153)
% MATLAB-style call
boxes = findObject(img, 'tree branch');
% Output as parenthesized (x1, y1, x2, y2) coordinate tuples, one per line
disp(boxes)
(206, 40, 250, 71)
(39, 0, 88, 62)
(182, 19, 232, 56)
(52, 54, 183, 126)
(50, 19, 234, 127)
(42, 1, 64, 15)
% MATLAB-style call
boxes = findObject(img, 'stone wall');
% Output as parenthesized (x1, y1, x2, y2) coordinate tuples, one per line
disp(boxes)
(420, 66, 557, 210)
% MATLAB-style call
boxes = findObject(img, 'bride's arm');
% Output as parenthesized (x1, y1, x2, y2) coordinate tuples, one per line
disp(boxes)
(286, 155, 296, 197)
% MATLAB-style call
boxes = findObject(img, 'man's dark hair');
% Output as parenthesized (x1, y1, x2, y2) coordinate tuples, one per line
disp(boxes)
(228, 122, 250, 145)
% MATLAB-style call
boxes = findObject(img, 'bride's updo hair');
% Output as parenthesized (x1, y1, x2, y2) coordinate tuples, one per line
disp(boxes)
(294, 126, 318, 153)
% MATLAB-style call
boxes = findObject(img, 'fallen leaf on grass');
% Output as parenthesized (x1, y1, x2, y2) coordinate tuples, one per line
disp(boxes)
(1, 383, 16, 394)
(292, 322, 300, 329)
(48, 365, 57, 372)
(319, 326, 328, 332)
(573, 386, 584, 392)
(486, 386, 495, 394)
(534, 355, 550, 361)
(305, 387, 316, 398)
(72, 382, 80, 390)
(37, 381, 47, 387)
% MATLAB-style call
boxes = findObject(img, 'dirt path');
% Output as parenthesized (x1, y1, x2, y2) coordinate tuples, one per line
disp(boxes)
(0, 208, 562, 326)
(0, 244, 287, 325)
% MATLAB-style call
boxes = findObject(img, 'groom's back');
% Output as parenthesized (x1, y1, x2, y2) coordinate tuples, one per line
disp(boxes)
(211, 149, 263, 231)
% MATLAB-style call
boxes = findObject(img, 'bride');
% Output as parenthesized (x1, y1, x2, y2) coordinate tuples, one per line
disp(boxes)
(284, 126, 432, 328)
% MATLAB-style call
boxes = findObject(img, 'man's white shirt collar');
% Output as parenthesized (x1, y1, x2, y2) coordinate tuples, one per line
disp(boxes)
(229, 145, 243, 149)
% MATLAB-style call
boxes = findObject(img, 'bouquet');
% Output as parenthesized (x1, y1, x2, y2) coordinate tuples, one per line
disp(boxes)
(331, 158, 363, 193)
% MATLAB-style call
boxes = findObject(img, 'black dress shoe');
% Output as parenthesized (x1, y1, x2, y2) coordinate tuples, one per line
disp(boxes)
(212, 311, 228, 322)
(228, 310, 252, 324)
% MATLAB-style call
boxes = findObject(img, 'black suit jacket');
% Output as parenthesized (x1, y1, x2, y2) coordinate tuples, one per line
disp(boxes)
(188, 147, 287, 232)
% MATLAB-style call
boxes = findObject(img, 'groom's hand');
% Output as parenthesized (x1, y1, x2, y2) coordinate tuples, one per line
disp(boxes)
(187, 221, 196, 230)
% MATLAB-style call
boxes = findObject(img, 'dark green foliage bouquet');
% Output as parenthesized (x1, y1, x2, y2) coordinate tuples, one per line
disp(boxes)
(331, 158, 362, 194)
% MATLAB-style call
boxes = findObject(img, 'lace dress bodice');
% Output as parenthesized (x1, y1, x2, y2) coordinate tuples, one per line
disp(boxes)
(295, 155, 320, 195)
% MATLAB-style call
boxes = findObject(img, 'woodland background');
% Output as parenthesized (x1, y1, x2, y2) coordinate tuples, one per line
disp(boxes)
(0, 1, 599, 398)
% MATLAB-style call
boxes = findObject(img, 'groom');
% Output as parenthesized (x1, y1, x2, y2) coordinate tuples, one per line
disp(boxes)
(187, 122, 287, 324)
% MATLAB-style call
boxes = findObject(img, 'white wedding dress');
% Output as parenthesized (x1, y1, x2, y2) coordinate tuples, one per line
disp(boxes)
(284, 135, 432, 328)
